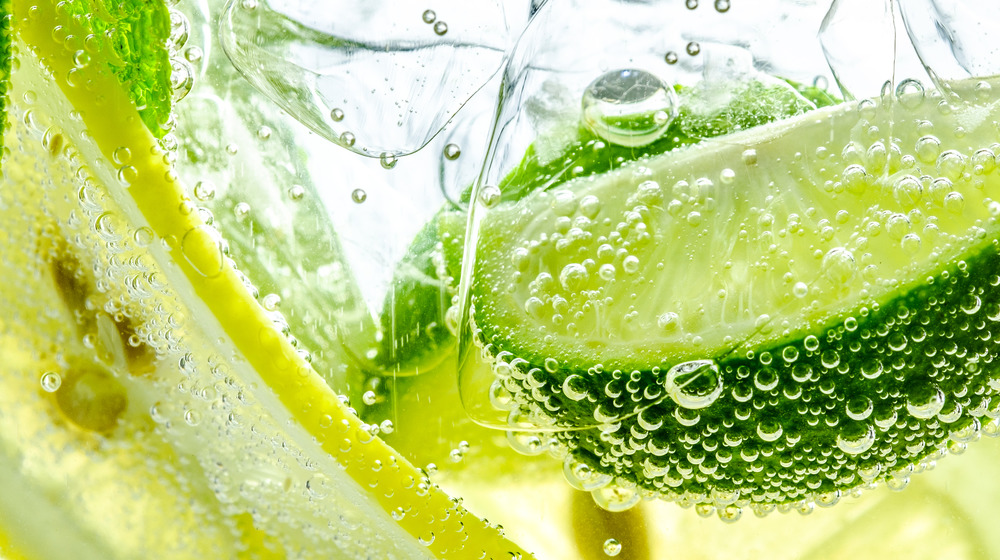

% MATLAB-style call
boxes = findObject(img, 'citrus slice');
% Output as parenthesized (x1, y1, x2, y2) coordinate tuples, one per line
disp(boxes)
(1, 2, 530, 558)
(466, 78, 1000, 511)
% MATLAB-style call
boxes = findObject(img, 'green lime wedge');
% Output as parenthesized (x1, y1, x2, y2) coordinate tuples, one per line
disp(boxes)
(468, 78, 1000, 511)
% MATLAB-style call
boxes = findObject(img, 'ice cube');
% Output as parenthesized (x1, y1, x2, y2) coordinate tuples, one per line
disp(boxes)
(819, 0, 897, 100)
(220, 0, 521, 157)
(899, 0, 1000, 98)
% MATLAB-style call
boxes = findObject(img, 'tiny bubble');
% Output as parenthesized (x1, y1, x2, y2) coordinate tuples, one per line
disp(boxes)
(443, 143, 462, 160)
(380, 152, 398, 169)
(40, 371, 62, 392)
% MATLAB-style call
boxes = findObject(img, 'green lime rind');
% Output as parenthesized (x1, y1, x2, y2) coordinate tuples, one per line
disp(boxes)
(494, 80, 824, 205)
(478, 235, 1000, 504)
(60, 0, 173, 138)
(1, 0, 9, 162)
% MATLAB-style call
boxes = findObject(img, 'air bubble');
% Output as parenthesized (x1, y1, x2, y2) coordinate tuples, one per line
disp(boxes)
(756, 420, 783, 442)
(622, 255, 640, 274)
(581, 69, 678, 147)
(193, 180, 216, 201)
(714, 0, 730, 12)
(40, 371, 62, 392)
(507, 431, 546, 455)
(330, 108, 345, 122)
(915, 136, 941, 163)
(895, 78, 925, 109)
(133, 227, 154, 247)
(564, 458, 612, 491)
(792, 282, 809, 298)
(559, 263, 589, 291)
(665, 360, 723, 409)
(433, 21, 448, 35)
(591, 483, 641, 512)
(598, 263, 616, 281)
(937, 150, 966, 180)
(352, 189, 367, 203)
(422, 9, 436, 23)
(906, 385, 945, 419)
(822, 247, 857, 284)
(443, 143, 461, 160)
(686, 42, 701, 56)
(603, 539, 622, 557)
(657, 312, 679, 330)
(900, 233, 921, 255)
(380, 152, 398, 169)
(893, 175, 922, 207)
(479, 185, 502, 208)
(184, 46, 203, 63)
(579, 195, 603, 218)
(261, 292, 281, 311)
(664, 51, 678, 65)
(837, 423, 876, 455)
(170, 58, 194, 102)
(846, 396, 874, 421)
(944, 191, 964, 213)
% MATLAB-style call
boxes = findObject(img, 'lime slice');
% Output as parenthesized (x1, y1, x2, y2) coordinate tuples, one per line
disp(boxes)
(467, 78, 1000, 510)
(1, 2, 530, 558)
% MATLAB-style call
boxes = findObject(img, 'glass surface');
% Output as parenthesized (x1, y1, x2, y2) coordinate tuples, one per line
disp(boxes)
(5, 0, 1000, 559)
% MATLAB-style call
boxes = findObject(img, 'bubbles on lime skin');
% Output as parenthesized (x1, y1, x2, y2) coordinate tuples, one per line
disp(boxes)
(470, 244, 1000, 517)
(665, 360, 722, 409)
(582, 69, 678, 148)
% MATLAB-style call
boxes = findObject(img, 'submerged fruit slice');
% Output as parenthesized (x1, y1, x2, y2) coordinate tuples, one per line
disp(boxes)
(2, 2, 531, 558)
(466, 78, 1000, 510)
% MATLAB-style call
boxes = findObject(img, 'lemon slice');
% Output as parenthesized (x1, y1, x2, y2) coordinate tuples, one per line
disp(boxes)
(0, 2, 530, 558)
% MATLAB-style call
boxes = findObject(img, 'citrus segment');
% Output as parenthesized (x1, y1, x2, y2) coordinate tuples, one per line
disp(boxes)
(4, 2, 532, 558)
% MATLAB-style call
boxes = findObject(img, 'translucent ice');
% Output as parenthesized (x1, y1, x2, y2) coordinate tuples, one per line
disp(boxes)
(220, 0, 522, 157)
(899, 0, 1000, 98)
